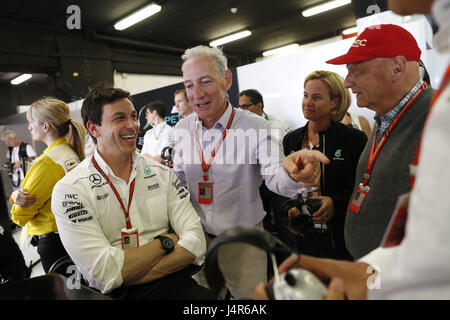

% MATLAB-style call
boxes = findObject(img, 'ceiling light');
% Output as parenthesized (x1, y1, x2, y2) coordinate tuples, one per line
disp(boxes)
(302, 0, 351, 17)
(114, 3, 162, 31)
(209, 30, 251, 47)
(262, 43, 300, 57)
(342, 26, 358, 35)
(10, 74, 32, 85)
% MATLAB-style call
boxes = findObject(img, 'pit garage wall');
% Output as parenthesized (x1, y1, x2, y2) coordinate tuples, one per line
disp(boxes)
(236, 14, 446, 131)
(1, 13, 448, 202)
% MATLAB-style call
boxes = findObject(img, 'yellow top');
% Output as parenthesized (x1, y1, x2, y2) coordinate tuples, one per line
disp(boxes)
(10, 137, 81, 235)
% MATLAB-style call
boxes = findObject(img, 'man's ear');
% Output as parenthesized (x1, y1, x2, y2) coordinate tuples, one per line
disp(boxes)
(224, 69, 233, 91)
(257, 102, 264, 113)
(392, 56, 407, 80)
(86, 120, 100, 139)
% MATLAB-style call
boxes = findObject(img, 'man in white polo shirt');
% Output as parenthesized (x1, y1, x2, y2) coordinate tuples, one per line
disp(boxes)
(141, 101, 174, 165)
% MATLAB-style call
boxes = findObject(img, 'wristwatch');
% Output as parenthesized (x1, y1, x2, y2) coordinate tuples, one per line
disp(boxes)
(155, 235, 174, 253)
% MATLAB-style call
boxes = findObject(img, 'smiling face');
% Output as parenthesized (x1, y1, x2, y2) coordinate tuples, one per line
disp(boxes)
(87, 97, 139, 159)
(302, 79, 337, 122)
(182, 55, 232, 128)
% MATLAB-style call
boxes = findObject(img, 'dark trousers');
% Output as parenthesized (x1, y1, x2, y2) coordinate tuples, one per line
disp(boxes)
(295, 229, 353, 261)
(34, 233, 69, 273)
(109, 264, 218, 300)
(0, 228, 30, 282)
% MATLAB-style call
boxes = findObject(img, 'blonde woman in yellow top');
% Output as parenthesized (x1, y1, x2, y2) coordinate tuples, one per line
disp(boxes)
(10, 97, 86, 273)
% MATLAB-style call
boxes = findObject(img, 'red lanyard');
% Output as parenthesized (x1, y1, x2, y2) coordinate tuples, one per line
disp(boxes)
(305, 125, 312, 150)
(363, 83, 428, 186)
(92, 156, 135, 229)
(194, 107, 235, 181)
(410, 66, 450, 188)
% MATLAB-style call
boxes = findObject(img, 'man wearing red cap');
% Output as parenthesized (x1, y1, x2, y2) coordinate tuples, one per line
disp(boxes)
(326, 24, 434, 260)
(255, 0, 450, 300)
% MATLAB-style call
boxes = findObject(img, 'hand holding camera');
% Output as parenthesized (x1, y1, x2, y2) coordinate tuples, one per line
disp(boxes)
(283, 194, 336, 237)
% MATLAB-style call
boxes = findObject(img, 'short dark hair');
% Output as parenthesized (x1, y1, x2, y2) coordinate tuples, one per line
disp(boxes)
(81, 87, 131, 143)
(145, 100, 166, 118)
(238, 89, 264, 109)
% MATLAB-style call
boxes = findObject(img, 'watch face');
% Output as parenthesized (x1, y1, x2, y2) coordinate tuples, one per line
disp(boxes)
(162, 237, 173, 248)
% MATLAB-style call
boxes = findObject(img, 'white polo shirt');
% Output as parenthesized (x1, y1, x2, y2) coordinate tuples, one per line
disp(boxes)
(141, 122, 174, 157)
(51, 150, 205, 294)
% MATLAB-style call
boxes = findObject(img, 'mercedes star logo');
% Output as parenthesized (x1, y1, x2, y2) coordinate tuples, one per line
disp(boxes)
(89, 174, 102, 185)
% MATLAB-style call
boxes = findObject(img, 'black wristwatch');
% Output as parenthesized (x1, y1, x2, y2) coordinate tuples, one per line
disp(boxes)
(155, 235, 174, 253)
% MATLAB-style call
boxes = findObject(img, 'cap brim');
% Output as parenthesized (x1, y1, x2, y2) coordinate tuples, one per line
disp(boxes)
(326, 53, 374, 65)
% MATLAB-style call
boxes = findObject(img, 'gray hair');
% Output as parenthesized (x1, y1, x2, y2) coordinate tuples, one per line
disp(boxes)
(181, 45, 228, 78)
(1, 130, 17, 142)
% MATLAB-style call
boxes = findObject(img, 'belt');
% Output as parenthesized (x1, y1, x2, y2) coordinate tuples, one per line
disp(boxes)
(38, 232, 58, 239)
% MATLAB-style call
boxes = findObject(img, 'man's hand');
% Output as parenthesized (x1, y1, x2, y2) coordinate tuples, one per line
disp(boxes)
(283, 150, 329, 187)
(11, 189, 37, 208)
(254, 253, 371, 300)
(310, 196, 334, 223)
(326, 278, 346, 300)
(253, 276, 347, 300)
(287, 196, 334, 223)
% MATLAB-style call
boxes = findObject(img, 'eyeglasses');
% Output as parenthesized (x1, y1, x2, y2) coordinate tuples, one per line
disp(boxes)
(237, 103, 255, 109)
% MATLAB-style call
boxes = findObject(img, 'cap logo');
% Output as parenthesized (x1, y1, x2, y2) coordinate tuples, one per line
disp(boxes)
(352, 39, 367, 48)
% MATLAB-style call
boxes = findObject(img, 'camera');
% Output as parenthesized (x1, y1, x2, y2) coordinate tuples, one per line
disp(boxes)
(281, 194, 323, 236)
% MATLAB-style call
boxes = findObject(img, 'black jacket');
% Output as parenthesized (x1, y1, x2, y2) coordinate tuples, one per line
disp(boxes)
(282, 121, 368, 255)
(284, 122, 367, 221)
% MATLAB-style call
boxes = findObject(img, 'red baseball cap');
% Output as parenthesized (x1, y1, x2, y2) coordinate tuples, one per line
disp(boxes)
(326, 24, 421, 65)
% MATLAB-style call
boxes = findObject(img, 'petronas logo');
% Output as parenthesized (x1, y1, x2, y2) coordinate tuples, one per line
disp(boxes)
(144, 165, 151, 175)
(334, 149, 342, 158)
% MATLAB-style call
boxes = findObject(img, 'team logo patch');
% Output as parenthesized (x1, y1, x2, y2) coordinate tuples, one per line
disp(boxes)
(334, 149, 342, 158)
(66, 158, 79, 170)
(89, 174, 102, 185)
(333, 149, 344, 161)
(144, 165, 151, 175)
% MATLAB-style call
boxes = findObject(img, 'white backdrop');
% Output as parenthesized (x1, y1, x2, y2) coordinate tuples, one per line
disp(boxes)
(236, 16, 441, 131)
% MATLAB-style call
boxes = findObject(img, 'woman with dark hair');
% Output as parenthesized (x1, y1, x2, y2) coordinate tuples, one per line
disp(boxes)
(10, 97, 86, 273)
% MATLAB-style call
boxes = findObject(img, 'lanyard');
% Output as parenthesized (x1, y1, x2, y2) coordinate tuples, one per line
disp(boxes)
(194, 107, 235, 181)
(363, 83, 428, 186)
(91, 155, 135, 229)
(410, 66, 450, 188)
